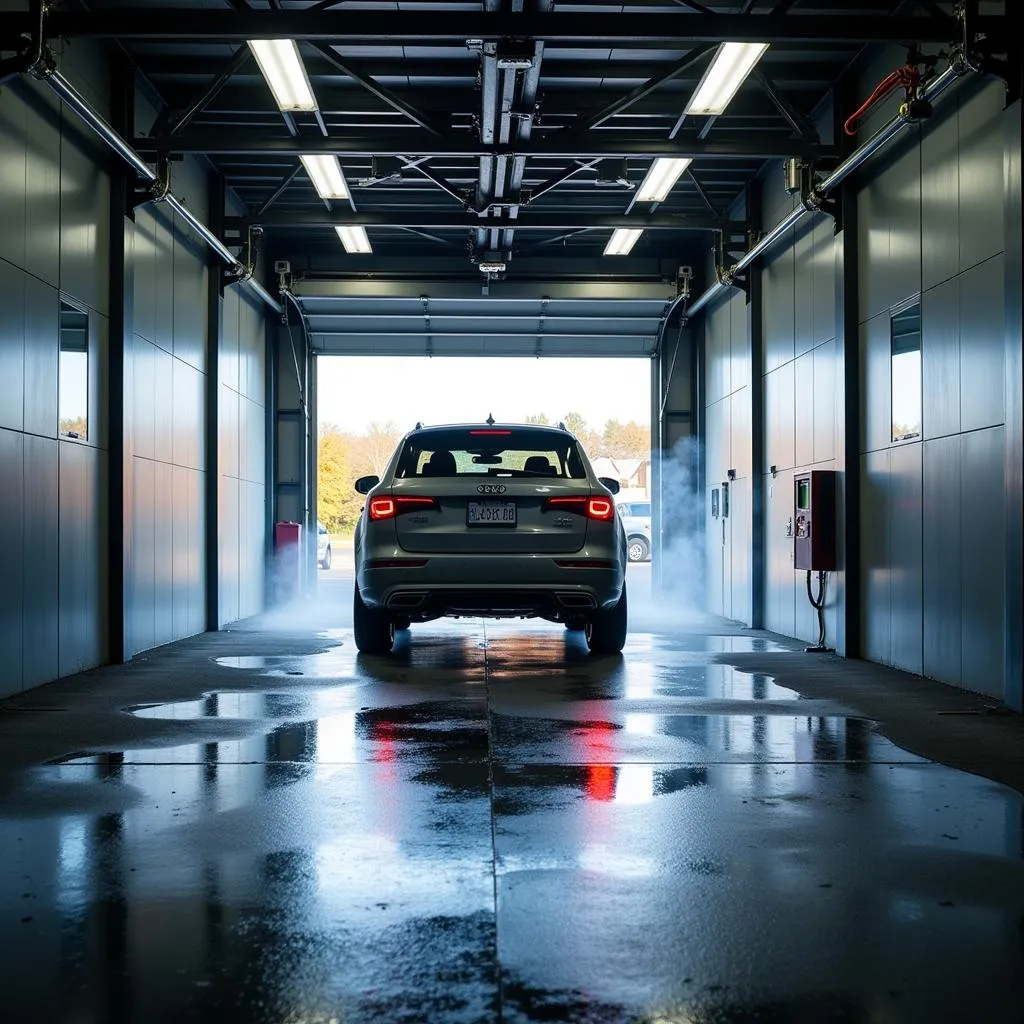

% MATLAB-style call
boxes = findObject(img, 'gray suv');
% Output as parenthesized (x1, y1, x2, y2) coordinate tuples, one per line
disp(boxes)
(352, 422, 628, 655)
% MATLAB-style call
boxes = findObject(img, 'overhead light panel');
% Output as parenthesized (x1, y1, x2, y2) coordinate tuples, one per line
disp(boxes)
(336, 225, 372, 254)
(685, 41, 769, 116)
(603, 228, 643, 256)
(248, 39, 318, 112)
(300, 154, 350, 199)
(635, 157, 693, 203)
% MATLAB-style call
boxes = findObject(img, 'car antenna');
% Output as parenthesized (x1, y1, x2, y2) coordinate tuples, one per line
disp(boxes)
(558, 420, 567, 431)
(486, 413, 495, 426)
(415, 421, 423, 430)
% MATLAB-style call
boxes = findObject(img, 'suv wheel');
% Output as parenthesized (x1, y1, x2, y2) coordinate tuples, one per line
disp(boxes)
(627, 536, 649, 562)
(585, 585, 627, 654)
(353, 586, 395, 654)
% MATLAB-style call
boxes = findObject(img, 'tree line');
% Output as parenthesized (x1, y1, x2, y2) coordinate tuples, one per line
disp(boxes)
(317, 415, 650, 534)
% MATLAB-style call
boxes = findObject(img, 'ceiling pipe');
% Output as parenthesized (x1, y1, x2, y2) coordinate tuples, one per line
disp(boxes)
(29, 63, 282, 314)
(679, 54, 971, 324)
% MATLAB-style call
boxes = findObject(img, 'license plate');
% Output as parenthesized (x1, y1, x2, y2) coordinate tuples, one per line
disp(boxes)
(467, 501, 517, 526)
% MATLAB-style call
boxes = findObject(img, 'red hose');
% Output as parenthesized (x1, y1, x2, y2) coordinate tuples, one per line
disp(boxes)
(844, 65, 920, 136)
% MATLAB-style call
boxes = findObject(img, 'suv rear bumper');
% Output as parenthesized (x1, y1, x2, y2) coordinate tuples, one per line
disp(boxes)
(357, 552, 623, 619)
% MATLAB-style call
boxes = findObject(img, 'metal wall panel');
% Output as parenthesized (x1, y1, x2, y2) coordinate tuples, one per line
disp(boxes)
(860, 313, 892, 454)
(221, 286, 241, 396)
(219, 384, 240, 481)
(811, 216, 836, 347)
(0, 85, 27, 269)
(154, 460, 174, 647)
(762, 234, 795, 373)
(189, 469, 205, 636)
(57, 442, 107, 677)
(153, 214, 175, 354)
(730, 387, 752, 480)
(959, 254, 1005, 432)
(922, 277, 960, 439)
(961, 425, 1005, 698)
(132, 334, 156, 461)
(22, 85, 60, 289)
(171, 358, 203, 472)
(958, 80, 1007, 273)
(0, 261, 25, 432)
(705, 399, 729, 487)
(794, 351, 814, 468)
(171, 464, 190, 642)
(58, 131, 110, 316)
(0, 429, 24, 697)
(888, 441, 923, 675)
(764, 468, 796, 638)
(860, 449, 891, 666)
(705, 300, 730, 405)
(729, 476, 750, 626)
(764, 362, 795, 473)
(245, 396, 266, 484)
(132, 211, 157, 345)
(172, 234, 207, 375)
(921, 100, 960, 292)
(129, 457, 155, 656)
(153, 344, 174, 465)
(813, 339, 837, 463)
(729, 291, 750, 394)
(22, 276, 58, 439)
(922, 435, 962, 685)
(793, 223, 814, 357)
(219, 474, 240, 626)
(22, 435, 59, 688)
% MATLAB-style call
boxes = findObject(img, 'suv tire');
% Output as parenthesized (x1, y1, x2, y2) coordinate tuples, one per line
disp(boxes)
(586, 585, 627, 654)
(353, 586, 395, 654)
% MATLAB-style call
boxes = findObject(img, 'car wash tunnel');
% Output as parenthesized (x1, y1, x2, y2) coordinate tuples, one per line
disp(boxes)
(1, 2, 1023, 1021)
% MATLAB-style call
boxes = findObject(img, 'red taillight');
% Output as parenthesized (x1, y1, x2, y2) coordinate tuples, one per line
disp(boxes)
(469, 429, 512, 435)
(543, 496, 615, 521)
(368, 496, 438, 520)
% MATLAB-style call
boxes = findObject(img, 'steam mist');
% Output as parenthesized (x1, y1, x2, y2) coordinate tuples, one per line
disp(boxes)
(632, 435, 715, 630)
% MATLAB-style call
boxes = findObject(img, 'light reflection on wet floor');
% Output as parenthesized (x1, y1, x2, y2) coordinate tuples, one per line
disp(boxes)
(2, 626, 1023, 1023)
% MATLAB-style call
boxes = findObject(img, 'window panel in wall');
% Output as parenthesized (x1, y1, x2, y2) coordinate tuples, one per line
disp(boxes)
(58, 301, 89, 442)
(891, 301, 922, 443)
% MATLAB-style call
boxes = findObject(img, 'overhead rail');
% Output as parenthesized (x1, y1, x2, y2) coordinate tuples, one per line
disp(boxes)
(681, 52, 973, 323)
(15, 52, 281, 314)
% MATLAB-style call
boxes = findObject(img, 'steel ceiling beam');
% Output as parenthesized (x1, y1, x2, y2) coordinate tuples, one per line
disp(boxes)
(228, 210, 733, 230)
(135, 132, 833, 159)
(7, 10, 964, 42)
(752, 67, 819, 141)
(570, 45, 715, 134)
(308, 43, 446, 137)
(154, 44, 251, 136)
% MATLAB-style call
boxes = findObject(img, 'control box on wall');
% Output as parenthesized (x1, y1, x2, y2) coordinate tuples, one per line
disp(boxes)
(793, 470, 836, 571)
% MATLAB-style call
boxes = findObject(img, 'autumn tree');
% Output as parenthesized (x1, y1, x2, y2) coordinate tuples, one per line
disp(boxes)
(524, 412, 550, 424)
(602, 419, 650, 459)
(318, 429, 363, 532)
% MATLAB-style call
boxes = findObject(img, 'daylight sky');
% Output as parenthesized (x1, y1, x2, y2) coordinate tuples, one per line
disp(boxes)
(316, 356, 652, 434)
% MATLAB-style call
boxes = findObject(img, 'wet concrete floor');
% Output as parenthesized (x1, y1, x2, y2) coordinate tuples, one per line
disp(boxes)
(1, 575, 1023, 1022)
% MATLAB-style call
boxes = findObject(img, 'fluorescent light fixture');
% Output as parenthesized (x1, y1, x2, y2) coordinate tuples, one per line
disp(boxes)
(335, 225, 372, 254)
(603, 228, 643, 256)
(478, 261, 506, 274)
(635, 157, 693, 203)
(685, 41, 769, 116)
(248, 39, 318, 112)
(299, 154, 350, 199)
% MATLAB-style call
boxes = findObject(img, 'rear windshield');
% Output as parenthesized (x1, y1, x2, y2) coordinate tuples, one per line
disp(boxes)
(395, 428, 587, 479)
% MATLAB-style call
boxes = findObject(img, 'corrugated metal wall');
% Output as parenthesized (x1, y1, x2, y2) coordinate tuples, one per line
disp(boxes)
(700, 70, 1017, 702)
(0, 54, 269, 698)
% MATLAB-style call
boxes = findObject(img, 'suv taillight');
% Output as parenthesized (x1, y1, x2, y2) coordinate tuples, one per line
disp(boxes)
(543, 496, 615, 521)
(369, 496, 439, 521)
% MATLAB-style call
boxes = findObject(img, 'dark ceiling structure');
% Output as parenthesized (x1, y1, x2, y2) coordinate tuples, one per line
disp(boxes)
(1, 0, 985, 285)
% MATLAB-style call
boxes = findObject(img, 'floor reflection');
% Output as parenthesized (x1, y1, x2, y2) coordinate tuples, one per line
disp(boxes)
(1, 622, 1022, 1023)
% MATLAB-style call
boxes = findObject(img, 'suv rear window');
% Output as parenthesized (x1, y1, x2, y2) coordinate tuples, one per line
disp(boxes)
(395, 428, 587, 479)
